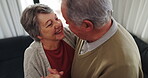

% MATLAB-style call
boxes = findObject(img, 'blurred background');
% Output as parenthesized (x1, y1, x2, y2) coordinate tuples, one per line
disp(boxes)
(0, 0, 148, 43)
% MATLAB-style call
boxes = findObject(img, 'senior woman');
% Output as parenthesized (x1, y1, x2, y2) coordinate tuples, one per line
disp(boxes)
(20, 4, 76, 78)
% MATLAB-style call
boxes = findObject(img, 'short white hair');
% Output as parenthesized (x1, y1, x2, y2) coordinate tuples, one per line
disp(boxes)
(65, 0, 113, 27)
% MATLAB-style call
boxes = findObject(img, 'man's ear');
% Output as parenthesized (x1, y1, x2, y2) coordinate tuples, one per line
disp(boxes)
(81, 20, 93, 31)
(37, 35, 42, 40)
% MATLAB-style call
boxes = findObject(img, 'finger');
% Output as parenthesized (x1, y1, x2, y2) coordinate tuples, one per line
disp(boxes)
(59, 71, 64, 75)
(47, 74, 60, 78)
(48, 68, 59, 74)
(52, 74, 60, 78)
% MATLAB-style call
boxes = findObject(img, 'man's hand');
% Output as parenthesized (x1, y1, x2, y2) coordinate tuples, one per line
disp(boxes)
(48, 68, 64, 75)
(41, 68, 64, 78)
(41, 74, 60, 78)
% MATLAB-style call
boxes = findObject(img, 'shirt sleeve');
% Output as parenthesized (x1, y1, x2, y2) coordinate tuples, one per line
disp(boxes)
(24, 47, 42, 78)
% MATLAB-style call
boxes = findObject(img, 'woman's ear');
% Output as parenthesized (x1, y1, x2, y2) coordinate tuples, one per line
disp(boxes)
(37, 35, 42, 40)
(82, 20, 94, 31)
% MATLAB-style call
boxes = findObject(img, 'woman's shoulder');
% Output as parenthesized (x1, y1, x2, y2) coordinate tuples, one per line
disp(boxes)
(63, 27, 77, 49)
(24, 41, 43, 57)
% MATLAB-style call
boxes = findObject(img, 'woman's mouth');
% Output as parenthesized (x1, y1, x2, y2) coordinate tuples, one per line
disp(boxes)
(55, 29, 62, 35)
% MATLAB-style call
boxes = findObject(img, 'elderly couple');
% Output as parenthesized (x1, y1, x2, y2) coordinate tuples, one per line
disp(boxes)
(20, 0, 143, 78)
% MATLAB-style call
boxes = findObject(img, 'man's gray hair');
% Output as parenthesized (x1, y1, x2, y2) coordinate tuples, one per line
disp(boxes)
(66, 0, 113, 27)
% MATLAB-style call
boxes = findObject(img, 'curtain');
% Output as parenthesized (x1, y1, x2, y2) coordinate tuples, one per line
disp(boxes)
(112, 0, 148, 43)
(0, 0, 33, 39)
(1, 0, 147, 43)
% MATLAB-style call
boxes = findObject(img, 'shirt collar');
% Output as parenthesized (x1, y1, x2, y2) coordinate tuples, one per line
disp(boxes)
(81, 18, 118, 54)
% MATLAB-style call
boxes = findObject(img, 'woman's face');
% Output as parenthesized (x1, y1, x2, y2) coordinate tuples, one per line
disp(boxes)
(37, 12, 65, 41)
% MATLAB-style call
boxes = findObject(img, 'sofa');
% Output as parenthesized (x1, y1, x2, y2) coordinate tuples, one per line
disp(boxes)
(0, 34, 147, 78)
(0, 36, 33, 78)
(132, 34, 148, 78)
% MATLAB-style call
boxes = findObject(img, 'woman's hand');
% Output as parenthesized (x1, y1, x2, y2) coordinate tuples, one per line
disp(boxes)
(41, 68, 64, 78)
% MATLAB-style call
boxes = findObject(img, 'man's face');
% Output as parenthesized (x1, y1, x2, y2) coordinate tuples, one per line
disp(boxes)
(61, 1, 84, 38)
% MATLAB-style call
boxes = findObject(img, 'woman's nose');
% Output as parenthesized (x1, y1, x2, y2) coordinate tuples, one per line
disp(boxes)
(54, 21, 61, 29)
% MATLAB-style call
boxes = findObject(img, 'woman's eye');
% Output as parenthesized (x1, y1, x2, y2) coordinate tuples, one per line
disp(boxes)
(46, 20, 52, 28)
(46, 23, 52, 28)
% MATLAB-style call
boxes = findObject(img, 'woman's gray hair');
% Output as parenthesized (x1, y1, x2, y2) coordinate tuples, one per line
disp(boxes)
(66, 0, 113, 27)
(20, 4, 53, 41)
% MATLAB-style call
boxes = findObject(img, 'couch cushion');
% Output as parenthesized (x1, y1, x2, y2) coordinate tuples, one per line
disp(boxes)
(0, 36, 33, 61)
(132, 34, 148, 78)
(0, 36, 33, 78)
